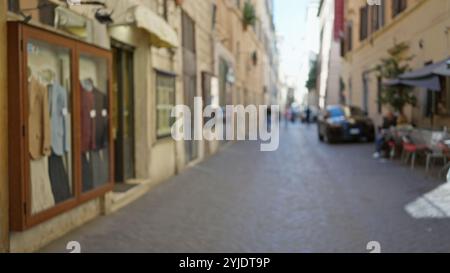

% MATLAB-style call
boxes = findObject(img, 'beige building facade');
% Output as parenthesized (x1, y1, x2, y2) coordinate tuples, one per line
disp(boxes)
(318, 0, 343, 108)
(0, 0, 279, 252)
(215, 0, 276, 109)
(341, 0, 450, 127)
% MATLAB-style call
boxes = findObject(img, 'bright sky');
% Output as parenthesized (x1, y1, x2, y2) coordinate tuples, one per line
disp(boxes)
(274, 0, 320, 100)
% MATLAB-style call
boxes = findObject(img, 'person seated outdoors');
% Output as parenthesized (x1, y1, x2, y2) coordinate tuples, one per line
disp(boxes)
(373, 111, 397, 159)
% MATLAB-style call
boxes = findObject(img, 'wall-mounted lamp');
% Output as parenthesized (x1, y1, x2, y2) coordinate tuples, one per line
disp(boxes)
(63, 0, 113, 24)
(95, 8, 114, 24)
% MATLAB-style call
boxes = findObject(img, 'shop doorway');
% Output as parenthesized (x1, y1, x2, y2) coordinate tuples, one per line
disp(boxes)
(112, 43, 135, 183)
(182, 12, 198, 163)
(202, 72, 212, 156)
(219, 58, 231, 143)
(362, 73, 369, 113)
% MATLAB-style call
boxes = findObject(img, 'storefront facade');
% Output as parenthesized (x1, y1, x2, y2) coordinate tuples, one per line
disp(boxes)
(341, 0, 450, 128)
(0, 0, 280, 253)
(0, 0, 183, 252)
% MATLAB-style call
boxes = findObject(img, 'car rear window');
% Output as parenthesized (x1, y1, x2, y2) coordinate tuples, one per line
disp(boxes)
(328, 107, 345, 118)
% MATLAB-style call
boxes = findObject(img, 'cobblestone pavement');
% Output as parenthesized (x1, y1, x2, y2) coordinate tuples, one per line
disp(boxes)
(42, 124, 450, 253)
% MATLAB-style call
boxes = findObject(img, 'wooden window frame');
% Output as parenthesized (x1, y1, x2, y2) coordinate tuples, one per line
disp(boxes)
(7, 0, 20, 13)
(7, 22, 114, 231)
(371, 0, 385, 32)
(345, 21, 353, 53)
(155, 70, 176, 139)
(392, 0, 407, 18)
(181, 11, 196, 54)
(359, 6, 369, 41)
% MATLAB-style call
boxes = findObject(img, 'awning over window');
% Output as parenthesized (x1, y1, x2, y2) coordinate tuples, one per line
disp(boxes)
(132, 6, 178, 48)
(384, 57, 450, 91)
(55, 6, 90, 38)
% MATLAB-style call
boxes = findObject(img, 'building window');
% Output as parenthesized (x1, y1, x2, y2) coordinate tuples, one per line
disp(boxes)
(8, 0, 20, 13)
(219, 58, 229, 107)
(362, 73, 369, 113)
(425, 89, 437, 117)
(359, 6, 369, 41)
(392, 0, 407, 18)
(377, 77, 382, 114)
(7, 0, 57, 27)
(156, 71, 176, 138)
(182, 11, 196, 53)
(345, 21, 353, 53)
(39, 0, 57, 26)
(435, 77, 450, 116)
(162, 0, 169, 21)
(348, 77, 353, 104)
(371, 0, 385, 32)
(340, 37, 345, 57)
(424, 61, 436, 117)
(212, 3, 217, 30)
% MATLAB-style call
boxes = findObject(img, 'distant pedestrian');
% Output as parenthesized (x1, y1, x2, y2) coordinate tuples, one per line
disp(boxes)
(305, 107, 311, 124)
(267, 107, 272, 130)
(290, 109, 296, 124)
(284, 107, 291, 128)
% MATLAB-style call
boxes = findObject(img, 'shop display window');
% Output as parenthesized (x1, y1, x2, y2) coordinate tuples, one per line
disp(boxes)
(7, 22, 113, 231)
(27, 39, 74, 215)
(79, 54, 110, 192)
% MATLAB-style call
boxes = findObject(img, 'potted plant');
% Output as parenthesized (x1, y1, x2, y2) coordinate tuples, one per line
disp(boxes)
(242, 1, 256, 31)
(376, 42, 416, 120)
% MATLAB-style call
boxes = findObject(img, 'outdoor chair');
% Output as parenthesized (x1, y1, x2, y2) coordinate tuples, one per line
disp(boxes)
(401, 130, 429, 170)
(389, 126, 414, 160)
(438, 140, 450, 178)
(424, 132, 450, 175)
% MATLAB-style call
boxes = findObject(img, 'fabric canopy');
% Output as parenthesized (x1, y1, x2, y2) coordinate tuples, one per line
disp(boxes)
(55, 6, 89, 38)
(111, 5, 179, 48)
(384, 57, 450, 91)
(133, 6, 178, 48)
(401, 57, 450, 79)
(384, 77, 441, 91)
(433, 60, 450, 77)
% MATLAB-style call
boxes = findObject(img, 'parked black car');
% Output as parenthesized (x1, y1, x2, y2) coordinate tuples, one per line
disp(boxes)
(318, 105, 375, 143)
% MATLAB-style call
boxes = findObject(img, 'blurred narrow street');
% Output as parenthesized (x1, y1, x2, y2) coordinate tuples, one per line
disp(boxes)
(42, 125, 450, 253)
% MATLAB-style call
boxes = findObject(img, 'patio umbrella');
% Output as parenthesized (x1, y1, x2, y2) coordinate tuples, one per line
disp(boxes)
(383, 57, 450, 128)
(383, 57, 450, 91)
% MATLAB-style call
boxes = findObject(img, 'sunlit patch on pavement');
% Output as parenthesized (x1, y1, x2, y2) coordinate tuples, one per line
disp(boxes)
(405, 183, 450, 219)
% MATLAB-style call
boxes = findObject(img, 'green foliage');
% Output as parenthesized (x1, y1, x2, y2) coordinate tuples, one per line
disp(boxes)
(376, 42, 416, 113)
(306, 59, 318, 91)
(242, 1, 257, 29)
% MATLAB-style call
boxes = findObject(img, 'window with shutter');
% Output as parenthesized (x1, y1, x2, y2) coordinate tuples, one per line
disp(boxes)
(359, 6, 368, 41)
